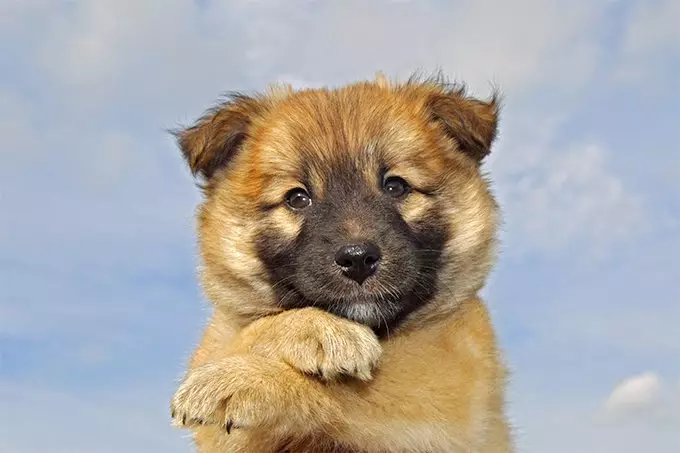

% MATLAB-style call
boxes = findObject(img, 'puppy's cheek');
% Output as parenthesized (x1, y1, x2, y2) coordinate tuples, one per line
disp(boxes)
(200, 200, 263, 278)
(267, 207, 303, 240)
(399, 193, 436, 225)
(218, 223, 261, 276)
(445, 191, 496, 258)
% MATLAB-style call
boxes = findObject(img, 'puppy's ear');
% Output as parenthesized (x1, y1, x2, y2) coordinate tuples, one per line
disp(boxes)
(172, 93, 264, 180)
(425, 86, 500, 163)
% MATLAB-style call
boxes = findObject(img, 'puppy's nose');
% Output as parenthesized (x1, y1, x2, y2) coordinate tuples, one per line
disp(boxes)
(334, 243, 381, 284)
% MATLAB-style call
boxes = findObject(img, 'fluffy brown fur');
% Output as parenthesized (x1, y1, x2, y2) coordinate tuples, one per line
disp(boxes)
(170, 72, 513, 453)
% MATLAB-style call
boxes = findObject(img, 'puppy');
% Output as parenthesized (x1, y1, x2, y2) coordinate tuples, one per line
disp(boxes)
(170, 72, 513, 453)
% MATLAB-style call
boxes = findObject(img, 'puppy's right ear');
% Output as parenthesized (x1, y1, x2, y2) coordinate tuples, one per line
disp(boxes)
(172, 93, 264, 180)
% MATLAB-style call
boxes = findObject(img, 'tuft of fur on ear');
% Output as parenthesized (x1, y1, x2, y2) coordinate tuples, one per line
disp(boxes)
(408, 72, 501, 163)
(171, 93, 264, 180)
(375, 71, 392, 89)
(426, 88, 500, 163)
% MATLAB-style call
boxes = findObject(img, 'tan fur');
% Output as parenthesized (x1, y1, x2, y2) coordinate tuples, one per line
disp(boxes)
(171, 73, 513, 452)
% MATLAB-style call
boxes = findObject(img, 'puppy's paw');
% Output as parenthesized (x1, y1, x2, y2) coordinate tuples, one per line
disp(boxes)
(250, 308, 382, 381)
(171, 355, 331, 432)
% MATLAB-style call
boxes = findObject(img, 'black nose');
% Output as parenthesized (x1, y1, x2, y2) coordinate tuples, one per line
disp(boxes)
(334, 243, 381, 284)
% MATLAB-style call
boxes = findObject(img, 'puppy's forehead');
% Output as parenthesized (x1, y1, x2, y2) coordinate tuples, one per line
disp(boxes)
(252, 86, 447, 190)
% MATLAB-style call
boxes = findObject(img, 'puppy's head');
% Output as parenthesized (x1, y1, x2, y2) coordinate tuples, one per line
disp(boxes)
(174, 73, 500, 331)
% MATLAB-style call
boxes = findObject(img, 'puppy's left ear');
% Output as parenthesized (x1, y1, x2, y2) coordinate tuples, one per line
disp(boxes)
(172, 93, 265, 180)
(426, 87, 501, 163)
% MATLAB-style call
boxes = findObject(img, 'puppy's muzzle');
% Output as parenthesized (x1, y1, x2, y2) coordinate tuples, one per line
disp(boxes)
(334, 242, 381, 285)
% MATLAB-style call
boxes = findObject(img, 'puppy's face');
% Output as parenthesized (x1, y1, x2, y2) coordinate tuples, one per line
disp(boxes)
(176, 75, 500, 331)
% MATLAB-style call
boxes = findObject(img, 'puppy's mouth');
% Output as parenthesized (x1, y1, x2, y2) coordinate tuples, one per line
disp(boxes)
(274, 274, 412, 331)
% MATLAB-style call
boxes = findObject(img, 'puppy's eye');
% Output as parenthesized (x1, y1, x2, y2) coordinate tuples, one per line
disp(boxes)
(285, 188, 312, 210)
(383, 176, 410, 198)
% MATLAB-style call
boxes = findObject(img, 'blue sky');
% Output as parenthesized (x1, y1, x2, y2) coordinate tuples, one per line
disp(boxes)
(0, 1, 678, 452)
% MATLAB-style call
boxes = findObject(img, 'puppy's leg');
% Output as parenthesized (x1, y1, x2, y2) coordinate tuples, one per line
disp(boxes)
(171, 307, 379, 440)
(238, 307, 383, 381)
(171, 354, 341, 434)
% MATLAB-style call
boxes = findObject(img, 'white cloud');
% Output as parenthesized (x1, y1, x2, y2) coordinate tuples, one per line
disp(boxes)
(493, 130, 644, 255)
(595, 372, 680, 452)
(25, 0, 251, 117)
(510, 371, 680, 453)
(225, 0, 608, 96)
(603, 372, 662, 416)
(14, 0, 615, 108)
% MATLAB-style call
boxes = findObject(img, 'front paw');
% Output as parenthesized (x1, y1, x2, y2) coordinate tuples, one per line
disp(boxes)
(171, 355, 332, 432)
(249, 307, 382, 382)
